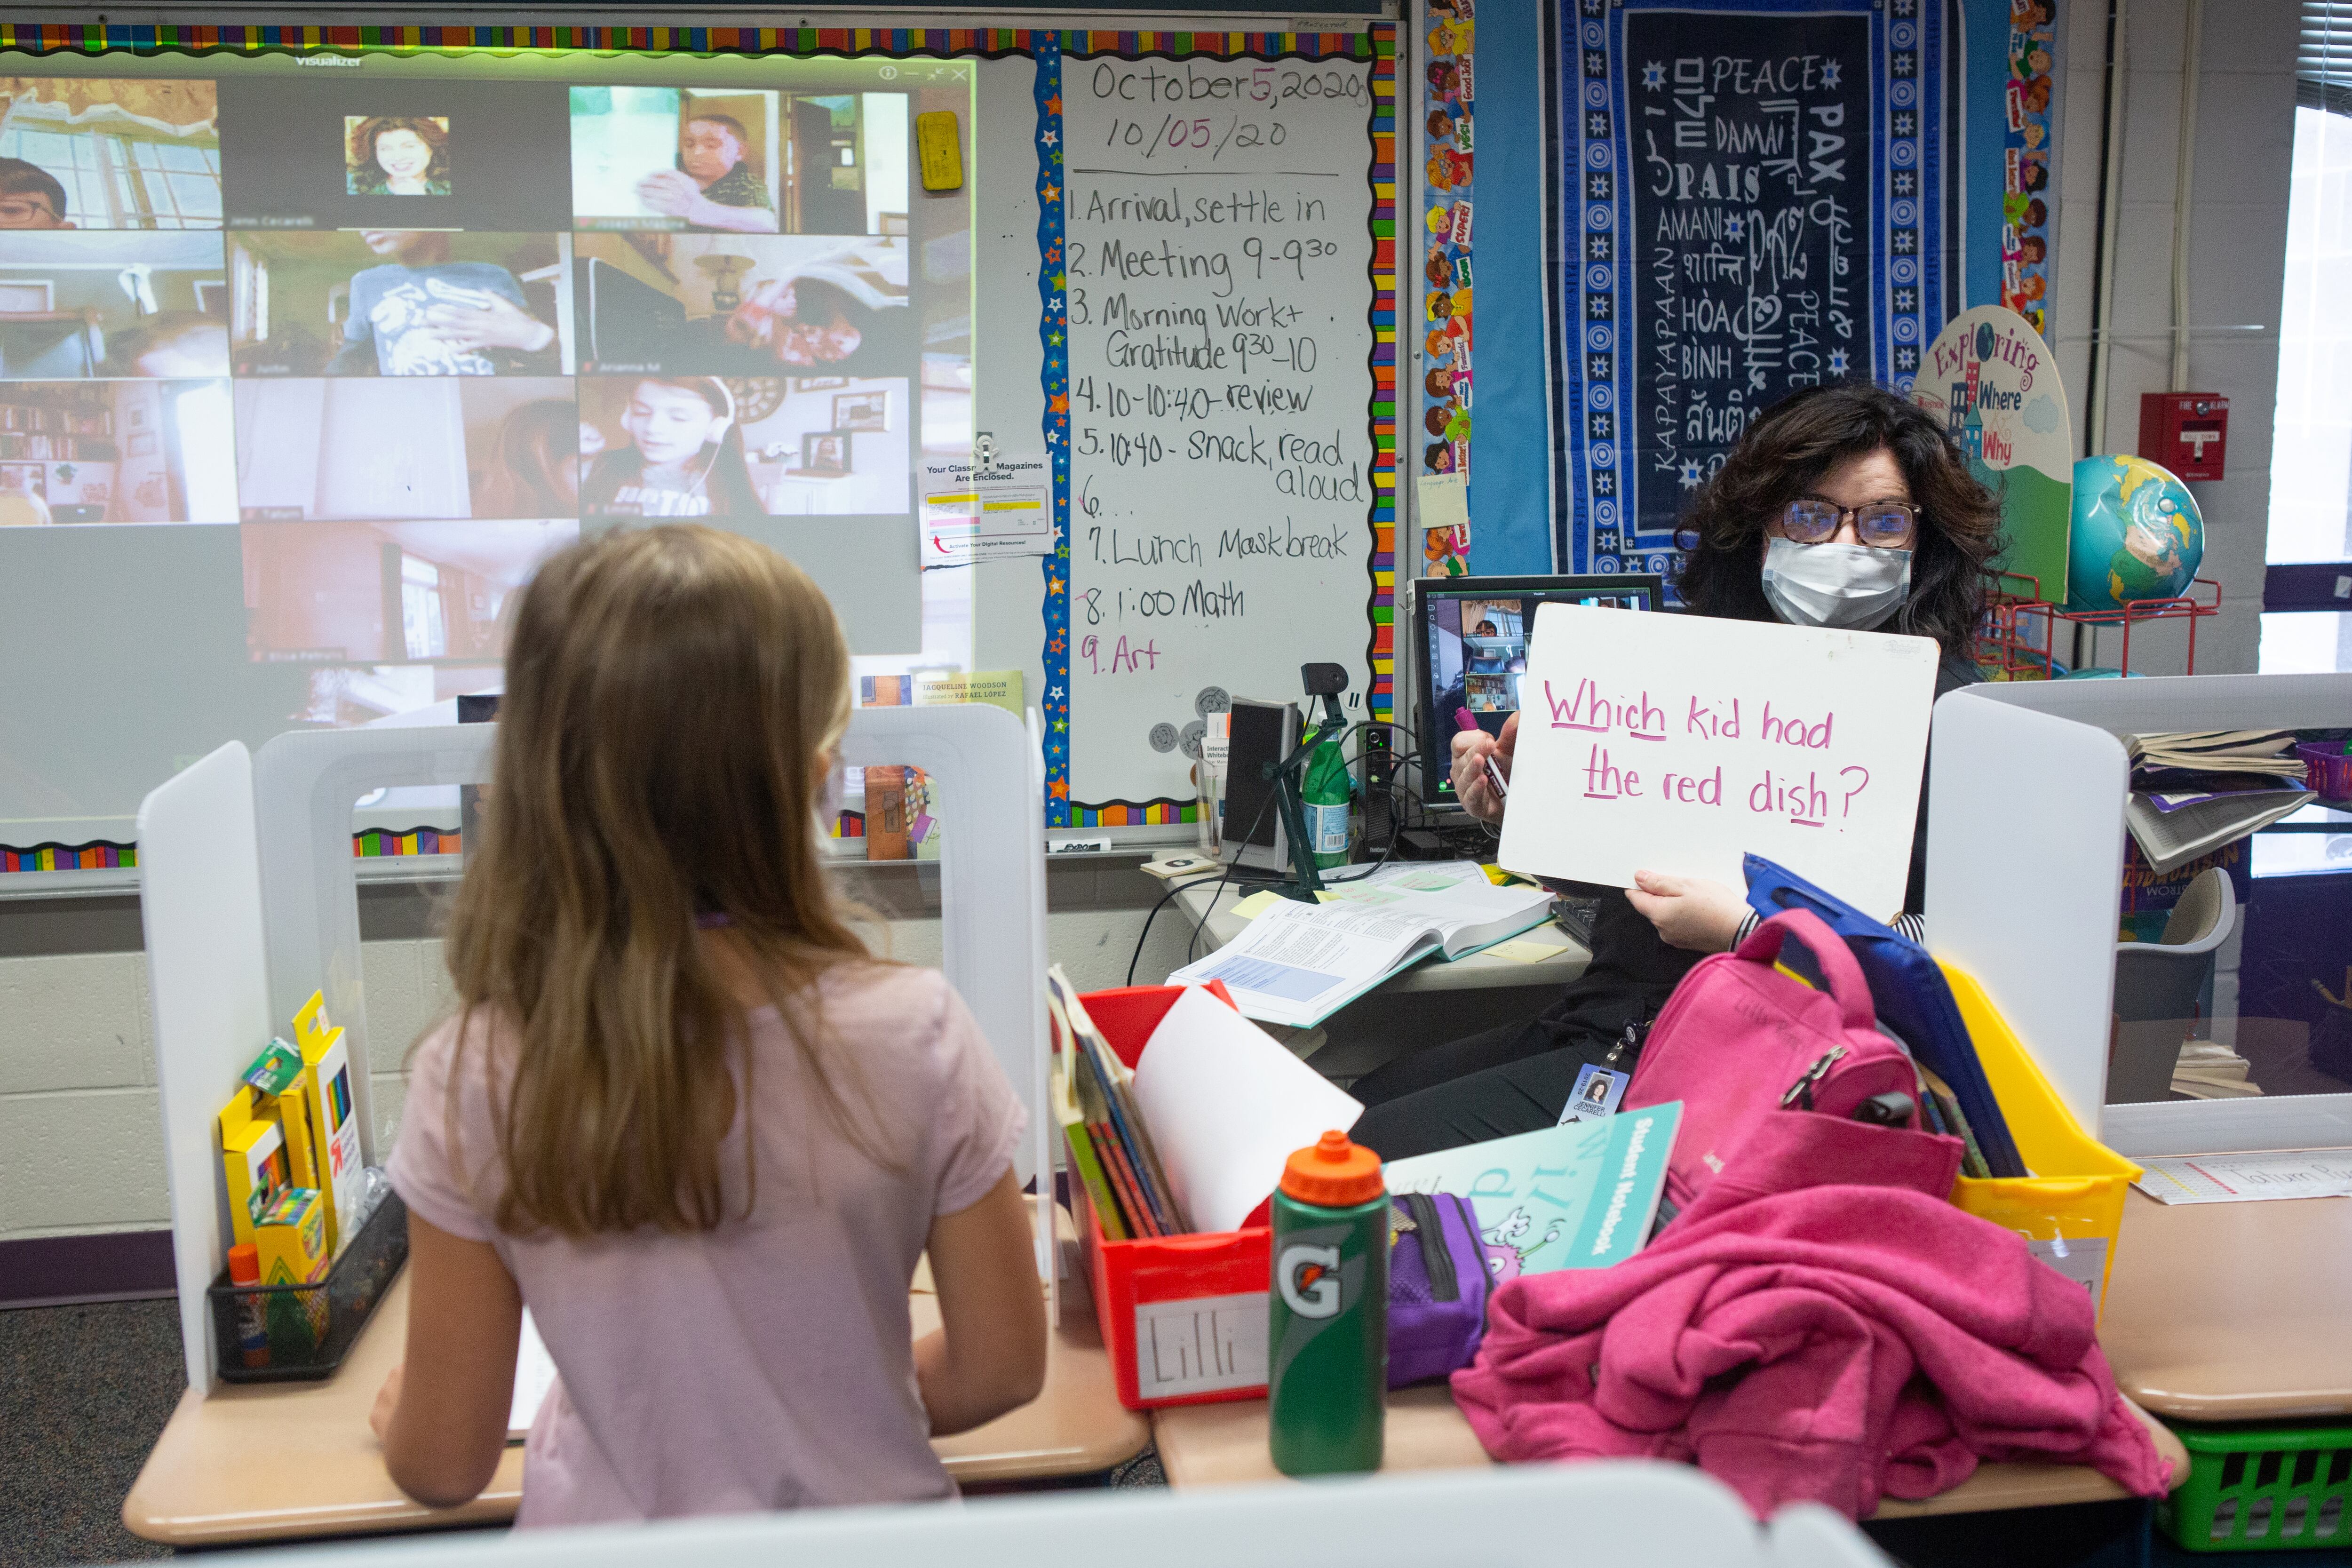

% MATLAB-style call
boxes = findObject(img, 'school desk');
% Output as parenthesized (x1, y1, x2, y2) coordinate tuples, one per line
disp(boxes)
(123, 1201, 1148, 1548)
(1148, 1388, 2190, 1518)
(2098, 1187, 2352, 1423)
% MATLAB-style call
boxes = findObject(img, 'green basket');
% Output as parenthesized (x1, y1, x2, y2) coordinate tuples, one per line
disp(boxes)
(2159, 1424, 2352, 1552)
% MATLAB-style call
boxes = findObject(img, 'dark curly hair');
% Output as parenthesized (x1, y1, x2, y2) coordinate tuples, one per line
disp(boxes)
(1672, 382, 2002, 658)
(347, 115, 451, 191)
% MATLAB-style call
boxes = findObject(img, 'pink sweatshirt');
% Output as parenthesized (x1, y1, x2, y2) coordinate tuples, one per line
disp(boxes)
(1449, 1113, 2169, 1520)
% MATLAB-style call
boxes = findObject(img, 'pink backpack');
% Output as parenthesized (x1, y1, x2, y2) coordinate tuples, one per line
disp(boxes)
(1624, 908, 1917, 1213)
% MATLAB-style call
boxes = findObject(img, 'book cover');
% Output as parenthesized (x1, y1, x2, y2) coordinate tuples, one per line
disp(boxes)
(1093, 1122, 1157, 1238)
(864, 765, 911, 861)
(1381, 1103, 1682, 1281)
(1049, 1048, 1128, 1242)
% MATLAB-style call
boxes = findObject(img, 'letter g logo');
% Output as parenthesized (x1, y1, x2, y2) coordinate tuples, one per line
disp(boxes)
(1277, 1243, 1343, 1319)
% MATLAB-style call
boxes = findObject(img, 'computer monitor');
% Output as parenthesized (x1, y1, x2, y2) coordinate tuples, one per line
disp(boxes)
(1408, 573, 1666, 813)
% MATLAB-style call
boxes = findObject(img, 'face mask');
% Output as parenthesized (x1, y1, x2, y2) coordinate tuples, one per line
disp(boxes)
(1760, 538, 1913, 630)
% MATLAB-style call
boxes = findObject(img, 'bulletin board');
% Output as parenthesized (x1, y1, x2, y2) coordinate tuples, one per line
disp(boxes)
(1404, 0, 2060, 584)
(0, 16, 1395, 864)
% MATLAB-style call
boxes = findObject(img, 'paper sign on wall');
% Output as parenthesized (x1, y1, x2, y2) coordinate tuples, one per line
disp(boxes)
(1913, 307, 2074, 603)
(918, 446, 1053, 568)
(1496, 604, 1940, 917)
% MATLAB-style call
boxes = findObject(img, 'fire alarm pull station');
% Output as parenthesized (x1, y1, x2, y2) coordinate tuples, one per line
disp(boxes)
(2139, 393, 2229, 482)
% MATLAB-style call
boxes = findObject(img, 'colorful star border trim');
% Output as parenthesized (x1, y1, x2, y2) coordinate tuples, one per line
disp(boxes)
(0, 23, 1376, 59)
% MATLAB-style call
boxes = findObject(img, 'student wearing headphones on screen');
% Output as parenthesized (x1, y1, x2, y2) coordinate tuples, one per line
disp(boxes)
(580, 376, 766, 518)
(1347, 382, 1997, 1161)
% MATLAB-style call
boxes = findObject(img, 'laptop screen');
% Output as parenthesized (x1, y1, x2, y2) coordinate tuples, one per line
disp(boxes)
(1414, 574, 1663, 810)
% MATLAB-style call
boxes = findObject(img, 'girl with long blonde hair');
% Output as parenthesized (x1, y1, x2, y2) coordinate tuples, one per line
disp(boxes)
(373, 525, 1044, 1524)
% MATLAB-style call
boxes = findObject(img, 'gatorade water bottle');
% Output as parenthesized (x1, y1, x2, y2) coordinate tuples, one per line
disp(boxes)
(1301, 732, 1353, 870)
(1268, 1130, 1387, 1476)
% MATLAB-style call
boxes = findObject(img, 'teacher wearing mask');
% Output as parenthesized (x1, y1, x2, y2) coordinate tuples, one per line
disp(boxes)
(1349, 382, 1999, 1160)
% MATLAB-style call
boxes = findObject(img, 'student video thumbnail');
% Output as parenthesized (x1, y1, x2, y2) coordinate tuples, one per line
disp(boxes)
(572, 233, 910, 377)
(215, 78, 573, 233)
(570, 88, 907, 236)
(241, 517, 575, 665)
(0, 77, 220, 231)
(232, 376, 578, 521)
(0, 232, 227, 378)
(229, 231, 570, 377)
(0, 376, 235, 523)
(578, 372, 908, 519)
(1427, 597, 1531, 734)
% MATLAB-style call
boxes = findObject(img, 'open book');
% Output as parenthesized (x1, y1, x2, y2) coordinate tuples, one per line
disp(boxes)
(1168, 865, 1553, 1027)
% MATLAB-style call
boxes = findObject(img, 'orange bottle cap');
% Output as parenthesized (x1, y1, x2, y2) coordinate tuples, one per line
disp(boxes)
(1279, 1129, 1384, 1207)
(226, 1242, 260, 1285)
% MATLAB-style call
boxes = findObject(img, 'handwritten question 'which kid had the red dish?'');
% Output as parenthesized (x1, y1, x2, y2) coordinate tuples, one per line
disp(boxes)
(1496, 602, 1940, 917)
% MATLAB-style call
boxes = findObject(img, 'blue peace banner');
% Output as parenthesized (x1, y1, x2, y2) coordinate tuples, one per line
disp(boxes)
(1547, 0, 1945, 580)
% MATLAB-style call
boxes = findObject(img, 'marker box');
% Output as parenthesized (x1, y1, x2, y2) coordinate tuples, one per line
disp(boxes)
(252, 1187, 331, 1351)
(297, 1026, 363, 1254)
(217, 1093, 289, 1249)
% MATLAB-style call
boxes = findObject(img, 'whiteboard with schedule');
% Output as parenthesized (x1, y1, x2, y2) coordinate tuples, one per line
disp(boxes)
(1043, 47, 1383, 818)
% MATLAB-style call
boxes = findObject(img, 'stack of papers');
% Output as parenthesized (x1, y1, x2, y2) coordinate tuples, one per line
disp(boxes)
(2134, 1148, 2352, 1204)
(2170, 1040, 2264, 1099)
(2124, 730, 2313, 874)
(1170, 864, 1554, 1027)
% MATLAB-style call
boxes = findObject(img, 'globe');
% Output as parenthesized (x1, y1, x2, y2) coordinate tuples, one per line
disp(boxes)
(2065, 454, 2204, 612)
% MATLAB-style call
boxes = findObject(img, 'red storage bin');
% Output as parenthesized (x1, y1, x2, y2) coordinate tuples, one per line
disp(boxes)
(1072, 985, 1272, 1411)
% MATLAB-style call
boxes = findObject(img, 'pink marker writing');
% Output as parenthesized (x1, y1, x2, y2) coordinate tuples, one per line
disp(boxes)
(1453, 707, 1511, 801)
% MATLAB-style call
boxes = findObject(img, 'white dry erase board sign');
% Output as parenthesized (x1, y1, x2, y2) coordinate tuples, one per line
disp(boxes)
(1497, 603, 1940, 916)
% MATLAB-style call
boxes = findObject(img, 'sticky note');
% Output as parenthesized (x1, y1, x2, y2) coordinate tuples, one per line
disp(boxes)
(1481, 937, 1574, 964)
(1416, 472, 1470, 537)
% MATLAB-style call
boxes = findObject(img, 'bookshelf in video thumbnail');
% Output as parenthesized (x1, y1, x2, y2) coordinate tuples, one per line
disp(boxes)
(0, 54, 969, 721)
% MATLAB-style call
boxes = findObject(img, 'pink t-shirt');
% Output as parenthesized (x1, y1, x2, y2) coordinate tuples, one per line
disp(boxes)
(388, 964, 1025, 1528)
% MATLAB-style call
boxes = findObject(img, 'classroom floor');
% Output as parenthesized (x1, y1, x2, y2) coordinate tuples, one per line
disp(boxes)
(2, 1298, 181, 1567)
(0, 1295, 1168, 1567)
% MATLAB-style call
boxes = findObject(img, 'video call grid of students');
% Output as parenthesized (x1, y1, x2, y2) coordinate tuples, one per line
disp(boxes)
(0, 72, 924, 531)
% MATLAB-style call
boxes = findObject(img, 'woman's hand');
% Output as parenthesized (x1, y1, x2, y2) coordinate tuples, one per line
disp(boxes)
(1449, 711, 1515, 825)
(424, 294, 556, 355)
(1626, 870, 1749, 954)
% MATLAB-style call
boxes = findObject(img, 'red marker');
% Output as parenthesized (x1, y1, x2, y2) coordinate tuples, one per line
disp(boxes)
(1453, 707, 1510, 801)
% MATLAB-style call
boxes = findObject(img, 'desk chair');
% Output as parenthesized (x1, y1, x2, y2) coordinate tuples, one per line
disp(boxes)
(2109, 867, 2237, 1104)
(169, 1463, 1893, 1568)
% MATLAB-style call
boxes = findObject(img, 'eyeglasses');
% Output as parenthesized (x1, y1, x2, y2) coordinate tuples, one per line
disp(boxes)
(1779, 496, 1918, 549)
(0, 199, 59, 223)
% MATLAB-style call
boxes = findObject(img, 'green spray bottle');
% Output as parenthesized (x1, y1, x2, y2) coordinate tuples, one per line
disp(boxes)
(1268, 1130, 1388, 1476)
(1300, 731, 1353, 870)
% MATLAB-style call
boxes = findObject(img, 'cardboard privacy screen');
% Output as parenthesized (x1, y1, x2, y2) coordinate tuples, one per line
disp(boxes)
(1496, 603, 1940, 918)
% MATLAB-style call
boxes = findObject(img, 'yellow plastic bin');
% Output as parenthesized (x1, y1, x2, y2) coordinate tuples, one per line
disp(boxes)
(1939, 961, 2142, 1323)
